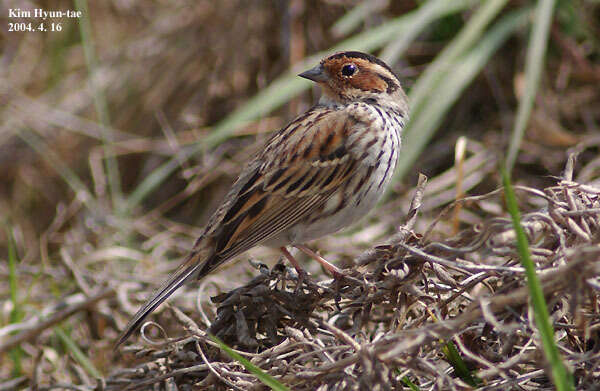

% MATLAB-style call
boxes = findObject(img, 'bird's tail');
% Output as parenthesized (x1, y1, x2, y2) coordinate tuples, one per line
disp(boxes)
(114, 249, 217, 349)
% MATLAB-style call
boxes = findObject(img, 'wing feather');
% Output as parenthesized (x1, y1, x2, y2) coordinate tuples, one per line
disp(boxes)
(208, 106, 363, 260)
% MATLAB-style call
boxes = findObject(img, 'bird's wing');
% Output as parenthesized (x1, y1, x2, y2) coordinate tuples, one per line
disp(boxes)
(208, 105, 366, 261)
(116, 106, 366, 348)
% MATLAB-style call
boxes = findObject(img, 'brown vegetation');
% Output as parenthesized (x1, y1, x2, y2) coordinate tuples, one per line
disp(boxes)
(1, 0, 600, 390)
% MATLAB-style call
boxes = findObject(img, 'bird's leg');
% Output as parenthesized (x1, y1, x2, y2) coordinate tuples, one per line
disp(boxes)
(294, 244, 345, 279)
(280, 247, 307, 290)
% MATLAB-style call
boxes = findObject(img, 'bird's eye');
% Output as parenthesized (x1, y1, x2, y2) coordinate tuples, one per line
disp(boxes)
(341, 63, 356, 77)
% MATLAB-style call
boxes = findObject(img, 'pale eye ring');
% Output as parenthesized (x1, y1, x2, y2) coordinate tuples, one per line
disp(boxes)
(341, 63, 357, 77)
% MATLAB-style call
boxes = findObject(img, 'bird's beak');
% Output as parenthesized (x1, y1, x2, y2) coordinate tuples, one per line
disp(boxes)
(298, 64, 328, 82)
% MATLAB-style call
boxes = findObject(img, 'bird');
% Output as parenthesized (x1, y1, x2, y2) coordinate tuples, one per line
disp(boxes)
(116, 51, 409, 348)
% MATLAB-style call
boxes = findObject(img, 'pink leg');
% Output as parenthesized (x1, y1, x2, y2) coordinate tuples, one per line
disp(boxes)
(280, 247, 306, 276)
(294, 244, 345, 278)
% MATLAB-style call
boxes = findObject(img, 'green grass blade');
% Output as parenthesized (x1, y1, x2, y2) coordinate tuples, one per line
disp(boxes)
(75, 0, 123, 211)
(393, 8, 530, 183)
(125, 0, 475, 210)
(55, 327, 102, 379)
(209, 335, 289, 391)
(381, 0, 477, 64)
(6, 226, 23, 377)
(327, 0, 472, 61)
(125, 152, 187, 213)
(505, 0, 557, 171)
(331, 1, 379, 37)
(442, 341, 481, 387)
(401, 376, 421, 391)
(408, 0, 510, 121)
(6, 227, 20, 325)
(501, 168, 574, 391)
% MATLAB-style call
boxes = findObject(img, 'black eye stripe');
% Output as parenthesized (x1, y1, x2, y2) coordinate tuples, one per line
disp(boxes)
(378, 74, 399, 93)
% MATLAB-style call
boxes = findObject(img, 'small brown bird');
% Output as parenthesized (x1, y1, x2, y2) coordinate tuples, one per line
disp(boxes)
(116, 51, 408, 347)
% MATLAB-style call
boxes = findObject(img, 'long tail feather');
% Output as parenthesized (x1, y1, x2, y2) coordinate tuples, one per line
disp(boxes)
(114, 251, 213, 349)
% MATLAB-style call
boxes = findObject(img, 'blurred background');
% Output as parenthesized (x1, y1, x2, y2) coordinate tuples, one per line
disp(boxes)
(1, 0, 599, 386)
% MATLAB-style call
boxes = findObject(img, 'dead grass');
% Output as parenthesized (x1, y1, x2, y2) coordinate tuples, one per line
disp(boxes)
(1, 0, 600, 390)
(101, 158, 600, 390)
